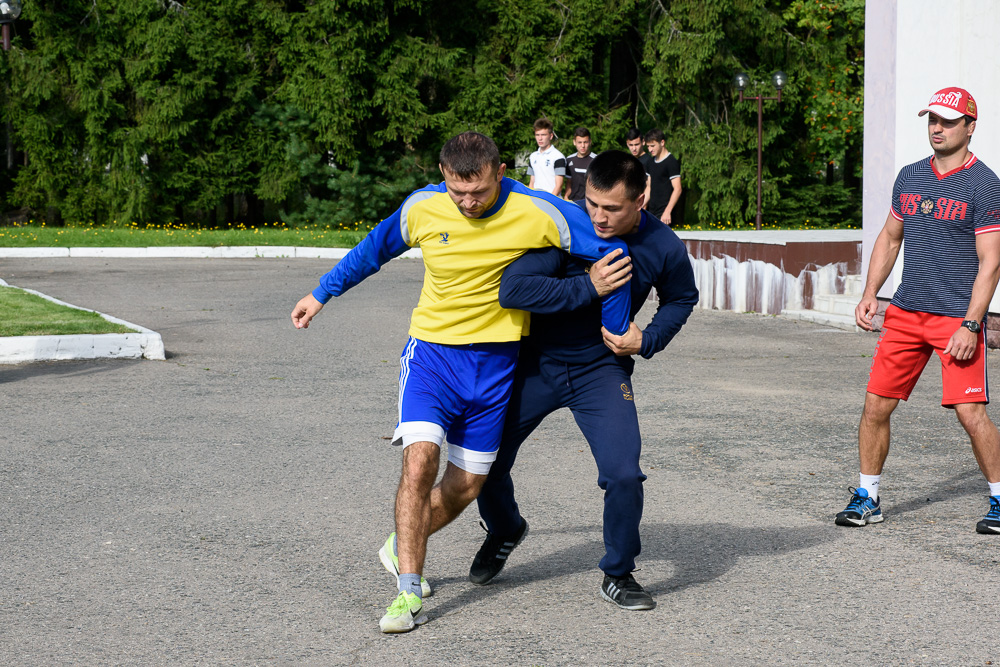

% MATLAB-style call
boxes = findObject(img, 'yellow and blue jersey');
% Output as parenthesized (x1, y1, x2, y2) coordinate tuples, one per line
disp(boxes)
(312, 177, 631, 344)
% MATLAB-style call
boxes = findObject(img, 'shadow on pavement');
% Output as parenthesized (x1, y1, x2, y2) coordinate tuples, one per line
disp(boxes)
(641, 522, 832, 595)
(427, 522, 833, 619)
(881, 468, 983, 517)
(0, 359, 134, 384)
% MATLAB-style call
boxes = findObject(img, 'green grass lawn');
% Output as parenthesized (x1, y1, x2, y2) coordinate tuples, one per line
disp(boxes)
(0, 286, 137, 336)
(0, 218, 856, 339)
(0, 219, 859, 248)
(0, 222, 369, 248)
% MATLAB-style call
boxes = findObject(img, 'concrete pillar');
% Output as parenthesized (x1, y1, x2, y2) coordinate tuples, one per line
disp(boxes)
(862, 0, 1000, 308)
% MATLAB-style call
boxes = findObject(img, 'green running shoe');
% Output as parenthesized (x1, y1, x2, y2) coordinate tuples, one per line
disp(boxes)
(379, 591, 427, 633)
(379, 532, 432, 597)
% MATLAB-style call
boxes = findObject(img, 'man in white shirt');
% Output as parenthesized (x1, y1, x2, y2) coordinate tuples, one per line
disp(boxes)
(527, 118, 566, 196)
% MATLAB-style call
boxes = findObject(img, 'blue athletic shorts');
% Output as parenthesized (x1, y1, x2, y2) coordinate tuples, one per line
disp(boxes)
(393, 337, 520, 474)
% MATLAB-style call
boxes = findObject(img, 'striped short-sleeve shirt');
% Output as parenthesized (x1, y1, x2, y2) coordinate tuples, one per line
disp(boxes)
(889, 153, 1000, 317)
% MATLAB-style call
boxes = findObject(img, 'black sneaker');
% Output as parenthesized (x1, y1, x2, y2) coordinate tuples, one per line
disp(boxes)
(601, 573, 656, 610)
(468, 518, 528, 585)
(834, 486, 883, 527)
(976, 495, 1000, 534)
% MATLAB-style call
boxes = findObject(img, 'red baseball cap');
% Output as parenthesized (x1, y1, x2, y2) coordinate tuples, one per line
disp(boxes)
(918, 87, 978, 120)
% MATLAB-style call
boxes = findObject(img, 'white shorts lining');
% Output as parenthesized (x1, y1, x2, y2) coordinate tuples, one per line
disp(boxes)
(392, 420, 446, 448)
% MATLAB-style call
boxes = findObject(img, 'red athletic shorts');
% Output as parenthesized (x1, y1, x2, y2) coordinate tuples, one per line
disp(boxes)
(867, 304, 989, 406)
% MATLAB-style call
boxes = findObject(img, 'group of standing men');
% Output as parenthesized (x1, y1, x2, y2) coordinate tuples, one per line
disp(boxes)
(291, 84, 1000, 635)
(526, 119, 683, 227)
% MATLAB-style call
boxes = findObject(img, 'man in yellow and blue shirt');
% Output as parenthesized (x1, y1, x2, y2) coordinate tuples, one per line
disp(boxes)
(290, 131, 631, 633)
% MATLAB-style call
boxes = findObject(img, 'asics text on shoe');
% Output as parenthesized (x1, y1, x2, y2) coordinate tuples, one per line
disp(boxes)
(469, 519, 528, 585)
(835, 486, 883, 527)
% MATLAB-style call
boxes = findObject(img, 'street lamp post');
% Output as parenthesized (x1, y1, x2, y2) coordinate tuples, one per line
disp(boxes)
(0, 0, 21, 51)
(733, 70, 786, 230)
(0, 0, 21, 171)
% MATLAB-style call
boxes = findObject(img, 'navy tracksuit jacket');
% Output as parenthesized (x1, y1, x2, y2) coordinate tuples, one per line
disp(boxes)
(476, 210, 699, 575)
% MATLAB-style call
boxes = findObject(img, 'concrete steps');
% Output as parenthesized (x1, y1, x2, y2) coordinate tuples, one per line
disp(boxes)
(811, 293, 857, 316)
(780, 308, 859, 330)
(844, 275, 863, 295)
(781, 274, 863, 331)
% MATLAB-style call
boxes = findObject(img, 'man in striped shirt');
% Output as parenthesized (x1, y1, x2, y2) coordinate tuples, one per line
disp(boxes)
(836, 87, 1000, 534)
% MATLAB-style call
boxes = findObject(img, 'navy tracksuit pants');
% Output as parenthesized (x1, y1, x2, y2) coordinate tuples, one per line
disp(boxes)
(476, 348, 646, 576)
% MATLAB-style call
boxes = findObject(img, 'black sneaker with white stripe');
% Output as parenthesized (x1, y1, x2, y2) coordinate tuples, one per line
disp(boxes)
(468, 518, 528, 585)
(976, 495, 1000, 534)
(601, 573, 656, 610)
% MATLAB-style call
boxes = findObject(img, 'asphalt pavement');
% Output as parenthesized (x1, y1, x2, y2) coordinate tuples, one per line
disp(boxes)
(1, 258, 998, 666)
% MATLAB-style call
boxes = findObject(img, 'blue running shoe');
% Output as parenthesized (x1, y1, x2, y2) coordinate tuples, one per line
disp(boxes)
(976, 495, 1000, 534)
(835, 486, 883, 527)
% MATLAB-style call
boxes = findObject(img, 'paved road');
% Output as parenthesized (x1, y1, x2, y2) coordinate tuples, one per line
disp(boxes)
(2, 258, 998, 666)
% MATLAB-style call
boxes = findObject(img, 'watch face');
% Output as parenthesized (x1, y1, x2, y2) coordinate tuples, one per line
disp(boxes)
(965, 321, 982, 333)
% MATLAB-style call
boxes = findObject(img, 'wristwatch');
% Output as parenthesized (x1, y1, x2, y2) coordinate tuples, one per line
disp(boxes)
(961, 320, 982, 333)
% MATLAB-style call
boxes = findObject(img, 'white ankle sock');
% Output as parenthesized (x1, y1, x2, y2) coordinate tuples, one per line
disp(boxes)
(988, 481, 1000, 497)
(859, 473, 881, 500)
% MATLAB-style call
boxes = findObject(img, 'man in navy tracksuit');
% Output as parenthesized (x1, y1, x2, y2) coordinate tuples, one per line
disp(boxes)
(468, 150, 699, 609)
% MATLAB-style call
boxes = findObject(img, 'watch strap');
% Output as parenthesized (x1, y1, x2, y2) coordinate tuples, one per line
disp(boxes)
(961, 320, 982, 333)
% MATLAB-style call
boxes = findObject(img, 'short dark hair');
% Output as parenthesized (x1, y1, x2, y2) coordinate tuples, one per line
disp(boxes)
(573, 126, 591, 138)
(644, 128, 665, 143)
(533, 118, 553, 132)
(587, 150, 646, 201)
(439, 132, 501, 179)
(625, 128, 643, 142)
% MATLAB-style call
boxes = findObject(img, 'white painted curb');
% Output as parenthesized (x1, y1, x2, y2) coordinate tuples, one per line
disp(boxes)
(0, 246, 425, 259)
(0, 245, 424, 364)
(0, 247, 70, 257)
(0, 279, 165, 365)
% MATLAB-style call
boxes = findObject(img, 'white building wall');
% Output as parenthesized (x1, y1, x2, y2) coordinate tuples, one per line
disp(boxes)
(863, 0, 1000, 310)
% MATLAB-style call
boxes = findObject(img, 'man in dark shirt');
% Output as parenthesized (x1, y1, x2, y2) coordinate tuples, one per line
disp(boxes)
(644, 128, 683, 226)
(626, 128, 655, 206)
(467, 151, 699, 610)
(625, 127, 647, 160)
(563, 126, 597, 202)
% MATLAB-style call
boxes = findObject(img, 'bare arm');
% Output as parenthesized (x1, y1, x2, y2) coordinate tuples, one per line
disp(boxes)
(944, 231, 1000, 359)
(856, 213, 904, 331)
(662, 177, 682, 223)
(550, 175, 564, 197)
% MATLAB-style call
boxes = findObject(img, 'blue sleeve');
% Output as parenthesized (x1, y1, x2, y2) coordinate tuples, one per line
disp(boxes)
(312, 205, 410, 303)
(559, 202, 631, 335)
(498, 248, 598, 313)
(639, 240, 699, 359)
